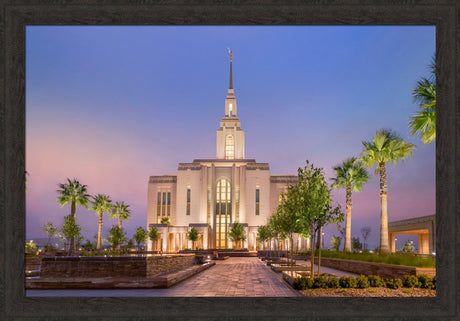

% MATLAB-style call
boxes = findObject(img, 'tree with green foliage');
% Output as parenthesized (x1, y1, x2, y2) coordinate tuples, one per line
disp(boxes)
(25, 240, 37, 253)
(360, 129, 416, 253)
(401, 240, 415, 253)
(148, 226, 160, 251)
(331, 235, 341, 251)
(110, 201, 131, 229)
(409, 56, 436, 144)
(61, 215, 81, 255)
(82, 239, 93, 251)
(160, 217, 170, 225)
(257, 225, 271, 250)
(295, 161, 343, 278)
(126, 238, 134, 250)
(187, 227, 200, 250)
(351, 236, 362, 252)
(56, 178, 90, 253)
(110, 201, 131, 249)
(107, 226, 127, 250)
(229, 222, 246, 250)
(43, 222, 58, 251)
(90, 194, 113, 250)
(133, 227, 147, 252)
(331, 157, 370, 252)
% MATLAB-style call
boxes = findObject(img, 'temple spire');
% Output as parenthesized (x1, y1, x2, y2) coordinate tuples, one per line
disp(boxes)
(228, 48, 233, 89)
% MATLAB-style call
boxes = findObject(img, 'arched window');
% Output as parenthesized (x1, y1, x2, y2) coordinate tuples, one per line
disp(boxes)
(225, 135, 234, 159)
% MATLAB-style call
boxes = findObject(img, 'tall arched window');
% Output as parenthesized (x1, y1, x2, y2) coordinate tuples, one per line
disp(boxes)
(215, 178, 231, 249)
(225, 135, 234, 159)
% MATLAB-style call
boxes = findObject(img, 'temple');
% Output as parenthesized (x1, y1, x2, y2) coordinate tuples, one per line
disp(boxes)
(146, 51, 299, 251)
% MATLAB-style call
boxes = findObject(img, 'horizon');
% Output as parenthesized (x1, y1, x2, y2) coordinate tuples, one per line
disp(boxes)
(26, 26, 435, 251)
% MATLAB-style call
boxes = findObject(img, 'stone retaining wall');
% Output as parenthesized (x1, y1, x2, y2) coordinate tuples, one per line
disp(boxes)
(40, 255, 195, 278)
(257, 252, 435, 278)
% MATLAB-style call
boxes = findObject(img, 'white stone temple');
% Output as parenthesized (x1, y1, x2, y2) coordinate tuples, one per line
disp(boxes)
(146, 51, 299, 251)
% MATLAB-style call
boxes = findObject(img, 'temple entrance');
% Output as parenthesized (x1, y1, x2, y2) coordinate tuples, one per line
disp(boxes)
(215, 178, 231, 249)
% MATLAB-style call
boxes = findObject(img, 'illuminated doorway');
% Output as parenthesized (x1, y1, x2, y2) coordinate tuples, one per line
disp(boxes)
(215, 178, 231, 249)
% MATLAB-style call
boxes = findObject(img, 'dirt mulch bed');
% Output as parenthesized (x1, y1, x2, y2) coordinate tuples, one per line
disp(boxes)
(298, 287, 436, 297)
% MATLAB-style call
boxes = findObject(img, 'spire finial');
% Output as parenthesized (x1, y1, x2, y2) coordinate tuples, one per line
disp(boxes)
(227, 48, 233, 89)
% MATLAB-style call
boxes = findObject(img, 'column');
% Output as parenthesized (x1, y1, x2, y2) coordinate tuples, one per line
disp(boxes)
(389, 233, 395, 253)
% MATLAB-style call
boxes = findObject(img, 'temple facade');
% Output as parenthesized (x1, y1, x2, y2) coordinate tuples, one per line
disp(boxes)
(146, 52, 299, 251)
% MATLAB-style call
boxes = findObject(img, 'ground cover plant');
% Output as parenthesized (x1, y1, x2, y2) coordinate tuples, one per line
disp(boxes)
(297, 249, 435, 268)
(292, 274, 435, 292)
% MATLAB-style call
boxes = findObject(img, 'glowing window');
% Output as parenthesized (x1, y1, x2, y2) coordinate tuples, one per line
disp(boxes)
(225, 135, 234, 159)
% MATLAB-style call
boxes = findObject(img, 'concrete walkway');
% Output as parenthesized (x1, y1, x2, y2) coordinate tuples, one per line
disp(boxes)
(27, 257, 301, 297)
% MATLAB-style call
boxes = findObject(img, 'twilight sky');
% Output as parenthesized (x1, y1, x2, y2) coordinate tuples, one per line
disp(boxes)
(26, 26, 435, 250)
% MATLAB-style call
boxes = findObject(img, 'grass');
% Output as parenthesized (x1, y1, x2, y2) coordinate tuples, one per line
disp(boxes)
(298, 250, 435, 268)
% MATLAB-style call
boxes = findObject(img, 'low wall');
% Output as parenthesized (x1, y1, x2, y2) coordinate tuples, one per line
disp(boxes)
(41, 255, 195, 278)
(307, 257, 435, 279)
(257, 252, 435, 278)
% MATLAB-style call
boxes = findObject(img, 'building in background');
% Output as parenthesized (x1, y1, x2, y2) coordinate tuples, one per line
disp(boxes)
(146, 52, 302, 251)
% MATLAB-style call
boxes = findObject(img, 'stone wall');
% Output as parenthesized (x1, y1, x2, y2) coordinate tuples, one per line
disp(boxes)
(41, 255, 195, 278)
(146, 255, 195, 277)
(308, 257, 435, 279)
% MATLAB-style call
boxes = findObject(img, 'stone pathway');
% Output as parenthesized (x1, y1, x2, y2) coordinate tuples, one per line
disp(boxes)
(27, 257, 300, 297)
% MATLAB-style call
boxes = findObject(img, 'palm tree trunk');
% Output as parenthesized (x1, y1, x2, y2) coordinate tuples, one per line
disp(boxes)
(97, 212, 103, 250)
(345, 184, 352, 252)
(379, 163, 389, 253)
(117, 218, 122, 250)
(70, 200, 76, 254)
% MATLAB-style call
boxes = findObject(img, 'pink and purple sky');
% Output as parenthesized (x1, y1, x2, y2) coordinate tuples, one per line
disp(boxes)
(26, 26, 435, 250)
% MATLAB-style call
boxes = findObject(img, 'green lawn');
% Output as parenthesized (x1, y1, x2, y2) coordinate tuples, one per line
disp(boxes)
(298, 250, 435, 268)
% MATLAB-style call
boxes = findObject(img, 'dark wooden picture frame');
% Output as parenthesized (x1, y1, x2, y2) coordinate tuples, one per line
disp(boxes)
(1, 1, 458, 320)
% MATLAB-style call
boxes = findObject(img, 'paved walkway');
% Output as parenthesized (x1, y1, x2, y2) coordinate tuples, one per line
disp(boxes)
(26, 257, 300, 297)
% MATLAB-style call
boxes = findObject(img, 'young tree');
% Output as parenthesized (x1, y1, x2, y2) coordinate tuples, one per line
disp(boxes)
(61, 215, 81, 255)
(107, 226, 127, 251)
(229, 222, 246, 250)
(360, 226, 371, 251)
(402, 240, 416, 253)
(90, 194, 113, 250)
(331, 157, 370, 252)
(81, 239, 94, 251)
(409, 56, 436, 144)
(295, 161, 343, 279)
(351, 236, 363, 252)
(360, 129, 416, 253)
(25, 240, 37, 253)
(56, 178, 90, 253)
(42, 222, 58, 251)
(257, 225, 271, 251)
(126, 238, 134, 251)
(148, 226, 160, 251)
(188, 227, 200, 250)
(331, 235, 342, 251)
(133, 227, 147, 252)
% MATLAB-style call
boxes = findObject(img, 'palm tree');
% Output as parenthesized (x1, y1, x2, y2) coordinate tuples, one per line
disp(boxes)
(110, 201, 131, 250)
(409, 57, 436, 144)
(110, 201, 131, 229)
(359, 129, 416, 253)
(56, 178, 90, 253)
(331, 157, 370, 252)
(90, 194, 113, 250)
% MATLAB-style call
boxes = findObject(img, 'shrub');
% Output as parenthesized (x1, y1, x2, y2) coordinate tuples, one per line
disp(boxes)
(313, 276, 329, 289)
(418, 275, 433, 289)
(368, 275, 384, 287)
(356, 275, 370, 289)
(402, 275, 420, 288)
(385, 278, 403, 289)
(432, 276, 436, 289)
(327, 277, 340, 288)
(339, 276, 357, 288)
(293, 276, 313, 290)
